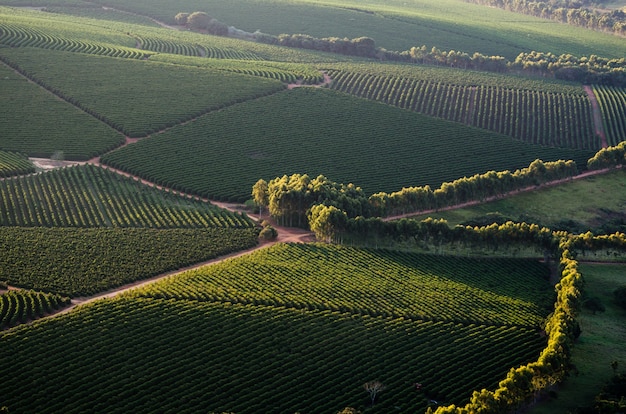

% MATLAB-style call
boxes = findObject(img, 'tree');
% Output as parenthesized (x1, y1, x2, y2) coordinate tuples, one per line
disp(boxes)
(251, 179, 268, 219)
(207, 19, 229, 36)
(308, 204, 347, 243)
(187, 12, 212, 30)
(174, 12, 189, 26)
(363, 380, 386, 406)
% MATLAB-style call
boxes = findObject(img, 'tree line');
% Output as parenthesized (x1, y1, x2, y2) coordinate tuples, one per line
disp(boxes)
(255, 33, 626, 86)
(172, 10, 626, 86)
(587, 140, 626, 170)
(462, 0, 626, 37)
(251, 159, 579, 240)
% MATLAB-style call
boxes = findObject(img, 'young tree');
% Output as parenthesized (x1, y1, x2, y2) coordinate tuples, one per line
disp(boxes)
(363, 380, 386, 406)
(251, 179, 268, 219)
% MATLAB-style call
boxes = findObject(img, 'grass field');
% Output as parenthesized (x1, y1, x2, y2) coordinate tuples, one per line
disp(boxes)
(529, 263, 626, 413)
(407, 169, 626, 233)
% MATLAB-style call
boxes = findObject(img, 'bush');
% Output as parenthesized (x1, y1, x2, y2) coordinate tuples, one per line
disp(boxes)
(259, 225, 277, 240)
(614, 286, 626, 310)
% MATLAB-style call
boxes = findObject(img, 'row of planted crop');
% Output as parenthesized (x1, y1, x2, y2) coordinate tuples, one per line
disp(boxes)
(0, 164, 253, 228)
(0, 289, 70, 329)
(0, 226, 259, 296)
(593, 84, 626, 146)
(0, 297, 545, 413)
(132, 243, 555, 327)
(149, 53, 325, 84)
(99, 86, 593, 202)
(0, 22, 147, 59)
(327, 70, 598, 150)
(0, 150, 35, 177)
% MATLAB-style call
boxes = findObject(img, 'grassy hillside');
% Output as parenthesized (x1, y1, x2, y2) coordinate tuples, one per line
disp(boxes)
(8, 0, 625, 59)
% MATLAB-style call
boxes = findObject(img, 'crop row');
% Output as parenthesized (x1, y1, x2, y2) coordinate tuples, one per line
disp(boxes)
(0, 150, 35, 177)
(0, 297, 545, 413)
(327, 70, 598, 150)
(0, 47, 285, 138)
(133, 243, 555, 327)
(0, 23, 147, 59)
(593, 85, 626, 147)
(101, 87, 593, 201)
(136, 36, 201, 56)
(0, 164, 253, 228)
(323, 62, 590, 94)
(149, 53, 325, 84)
(0, 289, 70, 329)
(0, 226, 258, 296)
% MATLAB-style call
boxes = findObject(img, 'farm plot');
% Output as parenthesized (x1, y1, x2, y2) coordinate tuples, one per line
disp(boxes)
(0, 62, 125, 160)
(0, 47, 285, 137)
(134, 243, 555, 327)
(0, 226, 258, 296)
(593, 85, 626, 147)
(0, 296, 546, 413)
(327, 69, 597, 150)
(150, 54, 324, 84)
(76, 0, 626, 59)
(0, 289, 70, 329)
(0, 150, 35, 177)
(101, 87, 594, 201)
(0, 164, 253, 228)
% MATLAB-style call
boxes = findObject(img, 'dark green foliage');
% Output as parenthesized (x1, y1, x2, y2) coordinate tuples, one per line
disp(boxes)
(0, 290, 71, 329)
(582, 295, 606, 314)
(102, 88, 593, 202)
(133, 243, 555, 327)
(0, 297, 546, 413)
(0, 47, 285, 137)
(0, 151, 35, 177)
(0, 227, 258, 296)
(328, 69, 597, 150)
(0, 164, 253, 228)
(614, 286, 626, 310)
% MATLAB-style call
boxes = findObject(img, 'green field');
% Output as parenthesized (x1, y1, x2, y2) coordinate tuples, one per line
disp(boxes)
(0, 243, 552, 413)
(0, 227, 258, 296)
(135, 243, 555, 326)
(0, 1, 625, 413)
(0, 62, 124, 160)
(0, 164, 254, 228)
(101, 87, 593, 201)
(406, 169, 626, 234)
(0, 150, 35, 177)
(9, 0, 626, 60)
(0, 47, 286, 137)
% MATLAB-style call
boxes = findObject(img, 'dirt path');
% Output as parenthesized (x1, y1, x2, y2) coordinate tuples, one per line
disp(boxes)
(583, 85, 608, 148)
